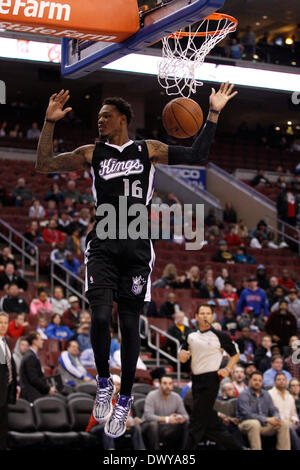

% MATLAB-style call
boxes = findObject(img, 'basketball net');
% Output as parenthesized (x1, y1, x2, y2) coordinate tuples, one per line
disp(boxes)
(158, 13, 238, 98)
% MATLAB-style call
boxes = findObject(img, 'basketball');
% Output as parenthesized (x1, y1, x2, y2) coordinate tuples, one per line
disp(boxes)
(162, 97, 204, 139)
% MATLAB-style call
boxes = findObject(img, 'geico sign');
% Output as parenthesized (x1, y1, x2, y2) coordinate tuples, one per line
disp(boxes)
(177, 169, 201, 179)
(0, 0, 71, 21)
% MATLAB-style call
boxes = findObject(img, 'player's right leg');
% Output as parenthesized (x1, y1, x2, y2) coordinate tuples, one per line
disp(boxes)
(85, 234, 118, 421)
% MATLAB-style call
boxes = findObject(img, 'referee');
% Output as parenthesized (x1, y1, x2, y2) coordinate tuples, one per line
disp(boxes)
(179, 304, 243, 450)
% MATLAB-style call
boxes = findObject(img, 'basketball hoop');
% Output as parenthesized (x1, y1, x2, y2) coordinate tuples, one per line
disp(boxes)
(158, 12, 238, 97)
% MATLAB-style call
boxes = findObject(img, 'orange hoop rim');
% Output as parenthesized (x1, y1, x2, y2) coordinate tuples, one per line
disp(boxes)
(167, 13, 238, 39)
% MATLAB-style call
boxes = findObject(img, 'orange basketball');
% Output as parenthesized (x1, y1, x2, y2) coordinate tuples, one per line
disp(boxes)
(162, 97, 203, 139)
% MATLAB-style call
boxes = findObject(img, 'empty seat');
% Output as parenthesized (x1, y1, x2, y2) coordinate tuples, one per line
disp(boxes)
(8, 399, 45, 449)
(131, 383, 155, 395)
(132, 398, 145, 419)
(75, 382, 97, 396)
(33, 397, 79, 448)
(67, 397, 98, 448)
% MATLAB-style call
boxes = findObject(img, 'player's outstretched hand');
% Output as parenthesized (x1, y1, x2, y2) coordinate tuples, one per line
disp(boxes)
(209, 81, 238, 112)
(45, 89, 72, 122)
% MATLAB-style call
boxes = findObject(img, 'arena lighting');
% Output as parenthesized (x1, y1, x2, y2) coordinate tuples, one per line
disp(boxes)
(103, 53, 300, 93)
(0, 37, 60, 62)
(275, 127, 280, 131)
(285, 37, 294, 45)
(287, 121, 293, 125)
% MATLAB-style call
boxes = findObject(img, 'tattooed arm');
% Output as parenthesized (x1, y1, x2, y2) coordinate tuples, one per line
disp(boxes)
(36, 89, 93, 173)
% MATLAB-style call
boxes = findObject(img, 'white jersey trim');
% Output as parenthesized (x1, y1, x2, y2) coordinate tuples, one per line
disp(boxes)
(105, 140, 134, 152)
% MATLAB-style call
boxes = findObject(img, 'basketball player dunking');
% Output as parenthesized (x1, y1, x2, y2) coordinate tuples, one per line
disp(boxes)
(36, 82, 237, 438)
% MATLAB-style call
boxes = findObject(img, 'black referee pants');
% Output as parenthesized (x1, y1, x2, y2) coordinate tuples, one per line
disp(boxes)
(186, 371, 242, 450)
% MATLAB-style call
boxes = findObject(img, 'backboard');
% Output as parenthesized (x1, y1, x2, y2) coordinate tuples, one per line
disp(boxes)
(61, 0, 224, 79)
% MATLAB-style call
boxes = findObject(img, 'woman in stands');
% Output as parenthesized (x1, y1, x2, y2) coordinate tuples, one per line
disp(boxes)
(45, 313, 74, 341)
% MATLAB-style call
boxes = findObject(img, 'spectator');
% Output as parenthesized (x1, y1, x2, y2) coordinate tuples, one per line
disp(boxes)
(237, 277, 248, 297)
(225, 225, 241, 247)
(213, 240, 235, 264)
(9, 123, 23, 138)
(284, 288, 300, 328)
(265, 300, 298, 347)
(35, 315, 48, 340)
(49, 286, 69, 316)
(66, 229, 82, 256)
(204, 208, 217, 226)
(63, 180, 82, 204)
(269, 285, 287, 309)
(278, 269, 295, 291)
(268, 373, 300, 450)
(26, 121, 40, 140)
(179, 266, 201, 290)
(232, 365, 247, 396)
(45, 313, 74, 341)
(141, 375, 189, 450)
(254, 334, 273, 372)
(0, 120, 7, 136)
(263, 355, 292, 389)
(236, 371, 290, 450)
(198, 275, 221, 299)
(42, 219, 66, 247)
(256, 265, 270, 291)
(20, 332, 56, 402)
(237, 276, 269, 330)
(62, 296, 81, 330)
(241, 25, 256, 59)
(0, 246, 17, 270)
(249, 231, 268, 249)
(221, 281, 239, 303)
(215, 267, 232, 292)
(13, 336, 29, 380)
(86, 374, 145, 450)
(58, 339, 95, 387)
(228, 37, 244, 58)
(24, 221, 44, 253)
(28, 200, 45, 219)
(12, 178, 34, 206)
(112, 345, 147, 371)
(60, 197, 76, 218)
(250, 220, 269, 240)
(75, 322, 92, 352)
(50, 241, 68, 265)
(288, 379, 300, 415)
(63, 252, 82, 277)
(159, 292, 181, 319)
(251, 169, 270, 187)
(57, 212, 72, 234)
(244, 362, 257, 384)
(152, 263, 179, 289)
(0, 283, 29, 314)
(277, 183, 297, 226)
(44, 183, 65, 204)
(234, 245, 256, 264)
(30, 288, 53, 316)
(165, 311, 191, 363)
(7, 313, 28, 339)
(44, 200, 58, 219)
(237, 219, 249, 239)
(78, 208, 91, 230)
(266, 276, 280, 302)
(81, 186, 94, 205)
(0, 263, 28, 292)
(223, 201, 237, 224)
(220, 307, 238, 336)
(235, 327, 257, 363)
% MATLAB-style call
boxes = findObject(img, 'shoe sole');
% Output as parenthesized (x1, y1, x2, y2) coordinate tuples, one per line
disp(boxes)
(104, 419, 126, 439)
(92, 383, 115, 422)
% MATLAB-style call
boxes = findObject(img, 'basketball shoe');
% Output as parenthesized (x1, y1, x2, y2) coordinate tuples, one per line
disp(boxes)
(104, 394, 134, 438)
(93, 375, 115, 422)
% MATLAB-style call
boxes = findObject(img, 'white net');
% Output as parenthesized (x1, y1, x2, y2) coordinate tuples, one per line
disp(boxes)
(158, 14, 237, 97)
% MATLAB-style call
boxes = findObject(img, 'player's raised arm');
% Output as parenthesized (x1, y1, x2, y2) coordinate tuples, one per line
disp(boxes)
(36, 89, 93, 174)
(146, 82, 238, 166)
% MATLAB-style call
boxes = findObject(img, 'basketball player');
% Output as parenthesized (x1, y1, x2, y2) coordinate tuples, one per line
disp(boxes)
(36, 82, 237, 438)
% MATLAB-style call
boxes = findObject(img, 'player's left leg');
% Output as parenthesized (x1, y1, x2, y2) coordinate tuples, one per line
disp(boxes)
(104, 297, 144, 439)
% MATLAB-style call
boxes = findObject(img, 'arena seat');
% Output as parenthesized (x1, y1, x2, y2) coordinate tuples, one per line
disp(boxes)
(8, 399, 45, 449)
(33, 397, 79, 448)
(67, 397, 98, 448)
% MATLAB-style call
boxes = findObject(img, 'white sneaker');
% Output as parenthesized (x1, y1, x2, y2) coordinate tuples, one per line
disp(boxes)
(93, 375, 115, 422)
(104, 394, 134, 438)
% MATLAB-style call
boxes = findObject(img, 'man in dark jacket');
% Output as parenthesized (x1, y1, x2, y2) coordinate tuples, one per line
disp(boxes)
(213, 240, 235, 264)
(255, 265, 270, 291)
(0, 283, 29, 314)
(159, 292, 181, 319)
(235, 327, 257, 362)
(0, 312, 17, 450)
(20, 332, 56, 402)
(265, 300, 298, 347)
(254, 334, 273, 372)
(0, 263, 28, 291)
(62, 296, 81, 330)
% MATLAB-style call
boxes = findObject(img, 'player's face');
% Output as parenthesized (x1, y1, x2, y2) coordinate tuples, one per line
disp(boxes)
(98, 104, 125, 137)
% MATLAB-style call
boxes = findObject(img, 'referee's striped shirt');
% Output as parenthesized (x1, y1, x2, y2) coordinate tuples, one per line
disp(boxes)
(181, 327, 239, 375)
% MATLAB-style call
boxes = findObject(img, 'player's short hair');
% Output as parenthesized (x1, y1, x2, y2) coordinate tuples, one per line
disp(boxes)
(102, 97, 133, 124)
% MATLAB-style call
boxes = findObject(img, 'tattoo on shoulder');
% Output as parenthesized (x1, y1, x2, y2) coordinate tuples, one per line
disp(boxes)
(146, 140, 168, 163)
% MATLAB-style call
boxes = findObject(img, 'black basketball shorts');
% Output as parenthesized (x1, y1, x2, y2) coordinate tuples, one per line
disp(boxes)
(84, 228, 155, 302)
